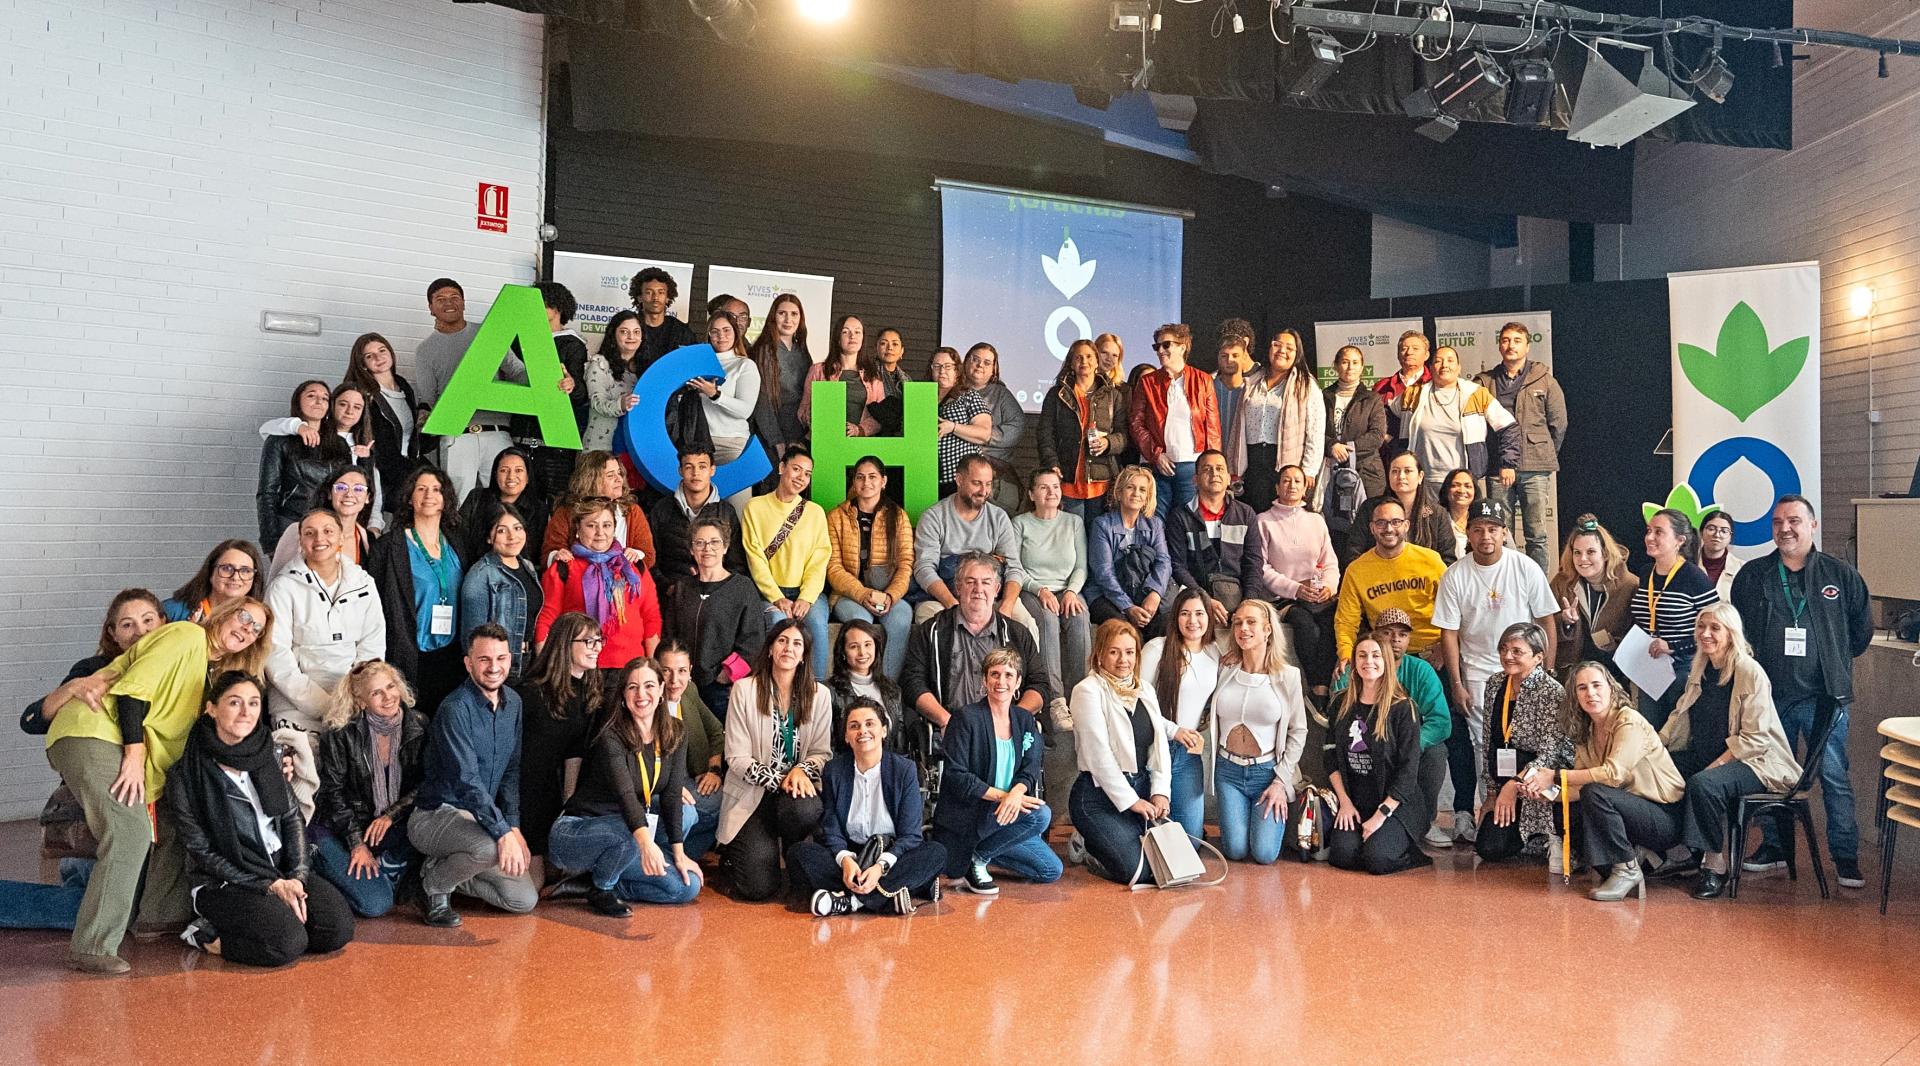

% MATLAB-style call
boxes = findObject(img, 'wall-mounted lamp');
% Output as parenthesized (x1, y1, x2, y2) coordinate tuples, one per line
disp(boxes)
(1850, 284, 1875, 319)
(260, 310, 322, 336)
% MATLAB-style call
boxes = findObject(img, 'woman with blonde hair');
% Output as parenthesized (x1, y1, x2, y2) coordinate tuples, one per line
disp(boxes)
(1086, 465, 1172, 629)
(1523, 662, 1683, 901)
(1067, 619, 1170, 884)
(44, 598, 273, 974)
(1549, 515, 1638, 678)
(313, 660, 427, 917)
(1324, 633, 1426, 874)
(1209, 599, 1308, 864)
(1657, 603, 1801, 899)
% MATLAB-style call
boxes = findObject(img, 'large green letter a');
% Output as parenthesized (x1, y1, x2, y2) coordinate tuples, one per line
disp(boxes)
(420, 284, 582, 449)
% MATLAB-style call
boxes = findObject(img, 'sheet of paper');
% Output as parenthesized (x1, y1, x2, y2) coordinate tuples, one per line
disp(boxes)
(1614, 624, 1678, 700)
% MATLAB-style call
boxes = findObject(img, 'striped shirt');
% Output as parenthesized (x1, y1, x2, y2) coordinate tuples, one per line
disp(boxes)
(1628, 561, 1718, 660)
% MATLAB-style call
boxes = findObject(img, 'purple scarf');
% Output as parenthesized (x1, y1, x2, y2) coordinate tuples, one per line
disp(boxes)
(571, 541, 643, 630)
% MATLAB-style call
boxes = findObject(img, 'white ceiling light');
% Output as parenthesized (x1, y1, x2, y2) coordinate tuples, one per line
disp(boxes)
(797, 0, 849, 22)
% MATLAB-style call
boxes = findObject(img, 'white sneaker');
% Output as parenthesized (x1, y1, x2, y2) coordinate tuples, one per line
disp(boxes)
(1047, 697, 1074, 732)
(1423, 823, 1454, 849)
(1452, 810, 1478, 844)
(1066, 831, 1087, 865)
(1547, 834, 1564, 876)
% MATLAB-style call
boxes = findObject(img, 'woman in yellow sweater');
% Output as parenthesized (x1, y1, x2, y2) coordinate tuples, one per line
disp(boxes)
(741, 446, 832, 679)
(44, 599, 273, 974)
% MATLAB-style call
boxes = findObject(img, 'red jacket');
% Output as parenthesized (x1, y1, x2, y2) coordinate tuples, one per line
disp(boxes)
(535, 559, 661, 669)
(1128, 365, 1221, 464)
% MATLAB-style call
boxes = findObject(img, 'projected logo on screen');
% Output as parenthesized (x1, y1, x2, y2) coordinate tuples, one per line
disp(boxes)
(941, 183, 1183, 412)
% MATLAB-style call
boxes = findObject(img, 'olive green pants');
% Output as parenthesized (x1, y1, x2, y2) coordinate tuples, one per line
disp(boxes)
(47, 737, 190, 957)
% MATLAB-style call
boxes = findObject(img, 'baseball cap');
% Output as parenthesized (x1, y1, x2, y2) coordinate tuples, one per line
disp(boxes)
(1467, 499, 1509, 526)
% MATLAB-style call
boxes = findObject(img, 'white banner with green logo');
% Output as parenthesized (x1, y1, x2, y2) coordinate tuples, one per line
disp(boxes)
(1667, 261, 1821, 555)
(1312, 317, 1424, 389)
(1433, 312, 1554, 377)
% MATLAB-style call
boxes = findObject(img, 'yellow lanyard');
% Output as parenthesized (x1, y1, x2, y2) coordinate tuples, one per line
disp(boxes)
(1560, 770, 1571, 884)
(1500, 682, 1516, 745)
(635, 742, 661, 810)
(1646, 560, 1682, 633)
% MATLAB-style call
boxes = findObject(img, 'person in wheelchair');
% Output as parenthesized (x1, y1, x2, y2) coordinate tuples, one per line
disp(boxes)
(930, 648, 1061, 895)
(902, 553, 1048, 734)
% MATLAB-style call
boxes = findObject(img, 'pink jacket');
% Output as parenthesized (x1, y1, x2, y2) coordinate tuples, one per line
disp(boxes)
(1254, 504, 1340, 601)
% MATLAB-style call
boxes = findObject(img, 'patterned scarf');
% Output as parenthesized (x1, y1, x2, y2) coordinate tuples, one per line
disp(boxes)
(571, 541, 643, 630)
(363, 708, 403, 813)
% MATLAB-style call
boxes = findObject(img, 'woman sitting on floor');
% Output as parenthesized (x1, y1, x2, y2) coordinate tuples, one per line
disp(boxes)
(1324, 634, 1429, 875)
(313, 659, 426, 918)
(788, 698, 947, 916)
(932, 648, 1061, 895)
(718, 619, 832, 902)
(548, 656, 703, 916)
(1475, 622, 1572, 865)
(169, 672, 354, 967)
(1068, 619, 1171, 886)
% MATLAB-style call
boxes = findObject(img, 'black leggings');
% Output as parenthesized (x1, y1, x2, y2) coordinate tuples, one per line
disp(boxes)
(1278, 600, 1336, 689)
(722, 792, 824, 902)
(1326, 810, 1422, 875)
(193, 876, 354, 968)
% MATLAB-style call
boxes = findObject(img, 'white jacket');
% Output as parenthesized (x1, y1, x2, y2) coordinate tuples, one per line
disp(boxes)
(1070, 674, 1172, 811)
(265, 558, 386, 732)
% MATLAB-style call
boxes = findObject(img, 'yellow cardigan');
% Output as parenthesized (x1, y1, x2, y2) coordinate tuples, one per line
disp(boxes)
(825, 501, 915, 606)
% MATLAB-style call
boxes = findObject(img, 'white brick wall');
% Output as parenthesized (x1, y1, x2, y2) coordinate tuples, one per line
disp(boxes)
(0, 0, 547, 818)
(1600, 1, 1920, 552)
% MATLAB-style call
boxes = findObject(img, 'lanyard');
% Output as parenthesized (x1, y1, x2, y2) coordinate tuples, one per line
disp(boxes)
(1559, 770, 1571, 884)
(408, 529, 457, 605)
(1778, 561, 1809, 625)
(635, 741, 661, 810)
(1500, 681, 1516, 745)
(1645, 560, 1682, 632)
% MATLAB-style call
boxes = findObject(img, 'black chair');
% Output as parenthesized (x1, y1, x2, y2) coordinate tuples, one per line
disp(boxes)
(1726, 695, 1836, 901)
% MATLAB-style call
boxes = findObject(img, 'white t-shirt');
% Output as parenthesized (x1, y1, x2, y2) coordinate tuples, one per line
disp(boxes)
(1138, 637, 1219, 732)
(380, 387, 413, 456)
(1164, 376, 1197, 462)
(1431, 549, 1559, 704)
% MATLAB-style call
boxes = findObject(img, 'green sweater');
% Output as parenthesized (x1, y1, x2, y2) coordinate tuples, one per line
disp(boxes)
(1330, 654, 1452, 750)
(673, 689, 726, 779)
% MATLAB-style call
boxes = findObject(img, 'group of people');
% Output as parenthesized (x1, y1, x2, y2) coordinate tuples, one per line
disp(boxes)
(5, 274, 1877, 977)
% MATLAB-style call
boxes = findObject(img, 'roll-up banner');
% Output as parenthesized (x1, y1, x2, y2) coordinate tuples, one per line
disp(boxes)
(705, 265, 836, 361)
(1433, 312, 1555, 376)
(1668, 261, 1821, 555)
(1311, 318, 1425, 389)
(550, 251, 695, 341)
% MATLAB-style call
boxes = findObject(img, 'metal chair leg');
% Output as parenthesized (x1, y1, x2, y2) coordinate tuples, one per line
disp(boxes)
(1882, 818, 1898, 916)
(1727, 801, 1746, 900)
(1798, 803, 1829, 900)
(1780, 808, 1799, 883)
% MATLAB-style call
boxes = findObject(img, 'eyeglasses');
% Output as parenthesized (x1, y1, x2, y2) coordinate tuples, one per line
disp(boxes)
(1152, 341, 1176, 351)
(232, 608, 263, 637)
(215, 563, 256, 579)
(573, 636, 607, 648)
(332, 482, 369, 496)
(1371, 518, 1408, 529)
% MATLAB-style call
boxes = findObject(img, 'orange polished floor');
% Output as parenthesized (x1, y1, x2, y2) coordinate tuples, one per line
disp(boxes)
(1, 818, 1917, 1066)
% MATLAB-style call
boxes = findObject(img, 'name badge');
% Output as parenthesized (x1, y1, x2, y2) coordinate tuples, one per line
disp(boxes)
(1496, 748, 1519, 778)
(1784, 626, 1808, 658)
(644, 811, 660, 838)
(429, 603, 455, 637)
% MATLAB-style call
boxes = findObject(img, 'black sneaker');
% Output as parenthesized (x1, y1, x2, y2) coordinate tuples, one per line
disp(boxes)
(422, 892, 463, 928)
(1742, 843, 1787, 872)
(811, 889, 855, 916)
(585, 887, 632, 918)
(962, 861, 1000, 896)
(1836, 859, 1865, 889)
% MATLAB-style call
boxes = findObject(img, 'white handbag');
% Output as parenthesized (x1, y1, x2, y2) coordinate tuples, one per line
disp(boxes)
(1131, 817, 1229, 891)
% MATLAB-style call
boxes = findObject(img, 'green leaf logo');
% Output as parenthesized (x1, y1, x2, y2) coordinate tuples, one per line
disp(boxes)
(1643, 484, 1723, 528)
(1677, 301, 1809, 422)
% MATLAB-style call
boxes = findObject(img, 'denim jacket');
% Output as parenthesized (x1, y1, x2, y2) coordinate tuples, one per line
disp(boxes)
(458, 552, 539, 678)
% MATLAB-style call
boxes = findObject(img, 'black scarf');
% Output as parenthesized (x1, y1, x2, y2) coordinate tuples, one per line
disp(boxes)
(188, 712, 291, 818)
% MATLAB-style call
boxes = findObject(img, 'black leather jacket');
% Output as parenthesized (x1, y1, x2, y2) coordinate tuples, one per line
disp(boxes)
(316, 708, 428, 851)
(257, 434, 335, 546)
(165, 733, 310, 890)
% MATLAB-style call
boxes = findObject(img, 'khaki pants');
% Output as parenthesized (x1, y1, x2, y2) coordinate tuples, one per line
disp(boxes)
(47, 737, 189, 957)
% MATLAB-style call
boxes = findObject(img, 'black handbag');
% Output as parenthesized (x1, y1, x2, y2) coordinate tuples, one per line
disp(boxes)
(856, 833, 895, 870)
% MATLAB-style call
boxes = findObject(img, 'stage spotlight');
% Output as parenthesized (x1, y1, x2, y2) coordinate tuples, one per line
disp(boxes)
(1694, 50, 1734, 103)
(1415, 113, 1460, 142)
(1288, 30, 1343, 99)
(1402, 50, 1509, 118)
(796, 0, 848, 21)
(1504, 58, 1556, 126)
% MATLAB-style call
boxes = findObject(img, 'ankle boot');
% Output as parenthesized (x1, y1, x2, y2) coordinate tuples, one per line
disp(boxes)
(1589, 859, 1646, 901)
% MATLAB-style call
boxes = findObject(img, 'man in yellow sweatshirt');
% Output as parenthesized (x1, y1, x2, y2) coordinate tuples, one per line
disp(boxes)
(1334, 498, 1448, 663)
(741, 445, 831, 678)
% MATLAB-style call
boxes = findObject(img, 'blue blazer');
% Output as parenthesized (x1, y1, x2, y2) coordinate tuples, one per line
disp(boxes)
(931, 702, 1044, 840)
(818, 750, 924, 856)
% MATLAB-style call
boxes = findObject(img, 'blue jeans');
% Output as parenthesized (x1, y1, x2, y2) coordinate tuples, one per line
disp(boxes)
(766, 602, 830, 680)
(684, 783, 723, 860)
(1069, 771, 1151, 885)
(971, 804, 1063, 883)
(831, 596, 912, 678)
(1061, 496, 1107, 524)
(0, 858, 89, 930)
(1167, 745, 1206, 840)
(311, 829, 417, 918)
(548, 808, 703, 905)
(1155, 461, 1197, 518)
(1762, 697, 1858, 861)
(1484, 471, 1555, 571)
(1215, 758, 1286, 865)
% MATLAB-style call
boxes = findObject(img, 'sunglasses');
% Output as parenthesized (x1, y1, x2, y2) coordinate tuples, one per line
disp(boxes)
(232, 608, 263, 638)
(1152, 341, 1176, 351)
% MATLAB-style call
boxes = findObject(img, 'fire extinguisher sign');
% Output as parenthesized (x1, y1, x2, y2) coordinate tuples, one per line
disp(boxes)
(477, 183, 509, 233)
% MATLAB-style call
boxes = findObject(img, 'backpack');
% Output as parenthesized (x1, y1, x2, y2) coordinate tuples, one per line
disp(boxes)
(1324, 456, 1364, 531)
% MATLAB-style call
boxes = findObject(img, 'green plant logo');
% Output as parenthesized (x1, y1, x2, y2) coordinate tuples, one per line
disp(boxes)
(1643, 484, 1723, 528)
(1676, 301, 1809, 422)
